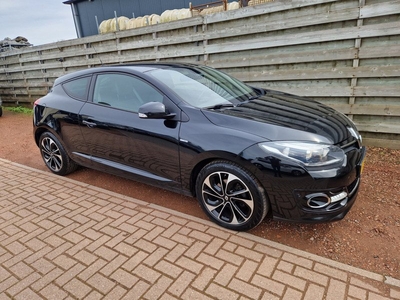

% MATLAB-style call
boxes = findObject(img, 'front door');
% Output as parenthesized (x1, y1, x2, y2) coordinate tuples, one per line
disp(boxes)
(79, 72, 181, 189)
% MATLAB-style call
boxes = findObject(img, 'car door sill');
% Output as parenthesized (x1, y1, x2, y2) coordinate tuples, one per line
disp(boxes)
(72, 152, 171, 182)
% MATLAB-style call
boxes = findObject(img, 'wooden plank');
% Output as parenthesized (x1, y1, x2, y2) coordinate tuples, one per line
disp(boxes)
(359, 45, 400, 59)
(2, 64, 60, 73)
(249, 85, 353, 97)
(354, 86, 400, 97)
(20, 82, 52, 89)
(0, 74, 26, 80)
(2, 90, 48, 97)
(18, 49, 98, 63)
(264, 85, 400, 98)
(1, 89, 29, 95)
(0, 82, 52, 88)
(10, 35, 204, 63)
(24, 90, 49, 96)
(0, 31, 123, 57)
(356, 123, 400, 134)
(7, 29, 132, 54)
(360, 0, 400, 18)
(15, 34, 204, 65)
(233, 65, 400, 81)
(330, 104, 400, 116)
(204, 0, 339, 24)
(362, 138, 400, 149)
(205, 21, 400, 55)
(208, 48, 357, 68)
(15, 45, 118, 65)
(116, 34, 205, 51)
(1, 98, 32, 105)
(204, 7, 360, 41)
(121, 47, 204, 60)
(0, 56, 20, 64)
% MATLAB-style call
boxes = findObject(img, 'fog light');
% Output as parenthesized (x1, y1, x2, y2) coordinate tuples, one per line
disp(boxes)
(306, 193, 331, 209)
(330, 191, 348, 203)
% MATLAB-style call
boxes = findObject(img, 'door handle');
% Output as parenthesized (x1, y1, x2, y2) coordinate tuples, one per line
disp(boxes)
(82, 120, 97, 128)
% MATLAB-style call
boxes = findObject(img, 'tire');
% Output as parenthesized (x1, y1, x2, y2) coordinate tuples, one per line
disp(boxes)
(39, 132, 77, 175)
(195, 160, 268, 231)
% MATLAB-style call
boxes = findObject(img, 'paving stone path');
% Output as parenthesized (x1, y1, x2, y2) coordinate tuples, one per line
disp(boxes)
(0, 158, 399, 299)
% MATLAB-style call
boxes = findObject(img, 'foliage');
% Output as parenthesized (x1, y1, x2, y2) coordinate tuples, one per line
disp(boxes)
(5, 106, 33, 114)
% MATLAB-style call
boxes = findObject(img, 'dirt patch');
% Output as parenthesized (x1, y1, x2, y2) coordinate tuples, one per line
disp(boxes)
(1, 110, 399, 278)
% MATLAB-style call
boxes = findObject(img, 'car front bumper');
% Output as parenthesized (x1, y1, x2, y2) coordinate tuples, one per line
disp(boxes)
(243, 144, 367, 223)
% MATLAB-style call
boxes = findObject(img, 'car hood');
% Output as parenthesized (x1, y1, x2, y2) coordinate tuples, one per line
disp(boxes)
(202, 89, 357, 145)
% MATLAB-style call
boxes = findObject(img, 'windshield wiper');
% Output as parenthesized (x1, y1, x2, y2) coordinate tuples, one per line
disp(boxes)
(206, 103, 235, 110)
(234, 94, 264, 107)
(248, 95, 261, 101)
(234, 96, 258, 107)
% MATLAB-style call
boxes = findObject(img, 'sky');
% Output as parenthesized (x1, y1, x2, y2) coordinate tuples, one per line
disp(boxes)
(0, 0, 77, 46)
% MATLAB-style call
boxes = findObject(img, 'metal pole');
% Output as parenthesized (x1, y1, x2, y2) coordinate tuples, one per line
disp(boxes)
(114, 11, 120, 31)
(71, 3, 83, 38)
(95, 16, 99, 34)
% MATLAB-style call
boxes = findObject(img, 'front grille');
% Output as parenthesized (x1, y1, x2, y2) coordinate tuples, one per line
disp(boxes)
(340, 139, 358, 150)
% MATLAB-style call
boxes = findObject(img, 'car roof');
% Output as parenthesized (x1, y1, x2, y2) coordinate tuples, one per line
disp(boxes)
(53, 62, 203, 85)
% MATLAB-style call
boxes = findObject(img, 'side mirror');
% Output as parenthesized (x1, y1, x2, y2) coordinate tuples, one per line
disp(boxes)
(138, 102, 176, 119)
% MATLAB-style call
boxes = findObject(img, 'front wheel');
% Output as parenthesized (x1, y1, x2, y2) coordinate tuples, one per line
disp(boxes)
(195, 161, 268, 231)
(39, 132, 77, 175)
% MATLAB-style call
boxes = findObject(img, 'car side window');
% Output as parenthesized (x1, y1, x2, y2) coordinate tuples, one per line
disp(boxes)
(93, 73, 164, 112)
(62, 76, 91, 100)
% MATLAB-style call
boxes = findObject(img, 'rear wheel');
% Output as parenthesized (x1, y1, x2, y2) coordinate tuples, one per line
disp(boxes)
(195, 160, 268, 231)
(39, 132, 77, 175)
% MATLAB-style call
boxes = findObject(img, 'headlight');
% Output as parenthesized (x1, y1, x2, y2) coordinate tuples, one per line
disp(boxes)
(259, 142, 346, 168)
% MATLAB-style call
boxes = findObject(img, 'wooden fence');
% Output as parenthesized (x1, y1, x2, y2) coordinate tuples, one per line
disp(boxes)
(1, 0, 400, 148)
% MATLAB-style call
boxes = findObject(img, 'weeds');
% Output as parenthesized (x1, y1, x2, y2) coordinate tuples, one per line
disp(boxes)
(5, 106, 33, 114)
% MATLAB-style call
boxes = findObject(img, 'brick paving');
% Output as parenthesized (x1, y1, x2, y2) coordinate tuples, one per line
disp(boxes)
(0, 158, 399, 300)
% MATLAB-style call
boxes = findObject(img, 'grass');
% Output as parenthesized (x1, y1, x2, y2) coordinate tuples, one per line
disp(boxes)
(4, 106, 33, 114)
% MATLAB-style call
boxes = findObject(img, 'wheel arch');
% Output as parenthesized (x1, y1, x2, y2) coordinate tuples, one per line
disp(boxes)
(34, 126, 49, 147)
(188, 151, 264, 197)
(189, 157, 215, 197)
(34, 126, 77, 166)
(34, 126, 61, 148)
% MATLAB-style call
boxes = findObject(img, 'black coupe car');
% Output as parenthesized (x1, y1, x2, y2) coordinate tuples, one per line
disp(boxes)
(33, 63, 366, 231)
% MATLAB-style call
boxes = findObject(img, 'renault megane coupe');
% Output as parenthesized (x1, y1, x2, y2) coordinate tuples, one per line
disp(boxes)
(33, 63, 366, 231)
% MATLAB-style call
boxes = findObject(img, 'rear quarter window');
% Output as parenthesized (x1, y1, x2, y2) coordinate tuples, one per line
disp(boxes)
(62, 76, 91, 100)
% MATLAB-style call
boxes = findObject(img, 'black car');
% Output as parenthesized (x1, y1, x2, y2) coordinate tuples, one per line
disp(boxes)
(33, 63, 366, 231)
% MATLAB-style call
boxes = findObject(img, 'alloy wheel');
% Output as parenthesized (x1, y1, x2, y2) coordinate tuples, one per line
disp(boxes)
(201, 171, 254, 225)
(40, 136, 63, 172)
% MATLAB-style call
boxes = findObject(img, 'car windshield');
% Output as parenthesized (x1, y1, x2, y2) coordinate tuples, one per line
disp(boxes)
(147, 66, 258, 108)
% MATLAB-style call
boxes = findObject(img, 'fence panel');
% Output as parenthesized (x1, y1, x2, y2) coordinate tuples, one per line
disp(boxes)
(1, 0, 400, 148)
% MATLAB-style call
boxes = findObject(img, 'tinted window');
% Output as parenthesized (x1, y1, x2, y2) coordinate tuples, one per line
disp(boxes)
(93, 73, 164, 112)
(62, 76, 91, 100)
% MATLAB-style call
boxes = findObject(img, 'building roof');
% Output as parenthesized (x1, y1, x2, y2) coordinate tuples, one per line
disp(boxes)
(63, 0, 86, 4)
